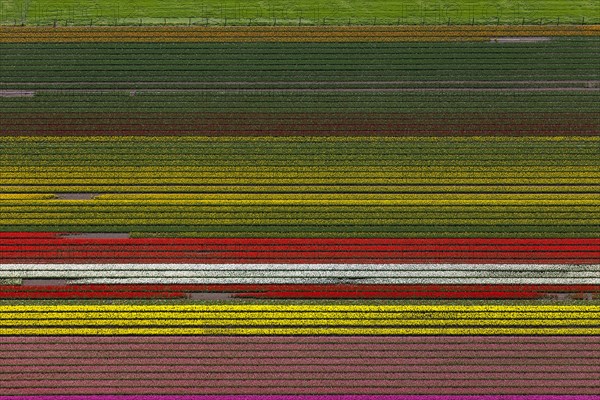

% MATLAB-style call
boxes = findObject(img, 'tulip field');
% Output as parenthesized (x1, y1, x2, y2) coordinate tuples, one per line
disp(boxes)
(0, 7, 599, 399)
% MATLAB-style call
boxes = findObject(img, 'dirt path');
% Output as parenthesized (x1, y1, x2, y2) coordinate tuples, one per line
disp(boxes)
(492, 37, 552, 43)
(55, 193, 100, 200)
(59, 233, 131, 239)
(0, 90, 35, 97)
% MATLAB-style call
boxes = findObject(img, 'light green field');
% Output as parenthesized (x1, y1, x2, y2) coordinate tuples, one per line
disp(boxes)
(1, 0, 598, 26)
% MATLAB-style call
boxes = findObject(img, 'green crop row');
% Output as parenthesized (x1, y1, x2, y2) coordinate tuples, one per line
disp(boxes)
(4, 41, 596, 51)
(6, 170, 598, 178)
(1, 138, 596, 153)
(2, 41, 598, 85)
(3, 153, 596, 163)
(2, 0, 599, 26)
(3, 156, 597, 168)
(2, 92, 598, 113)
(3, 178, 598, 184)
(3, 135, 594, 142)
(7, 216, 599, 224)
(3, 157, 597, 168)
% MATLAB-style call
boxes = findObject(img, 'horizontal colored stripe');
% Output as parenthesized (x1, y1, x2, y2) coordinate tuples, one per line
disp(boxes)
(4, 263, 598, 285)
(3, 335, 598, 345)
(4, 346, 599, 355)
(4, 112, 598, 137)
(5, 328, 600, 335)
(1, 284, 599, 300)
(3, 335, 598, 394)
(62, 280, 600, 285)
(3, 255, 598, 263)
(5, 232, 597, 266)
(2, 26, 598, 43)
(4, 42, 598, 87)
(2, 0, 599, 26)
(4, 92, 598, 114)
(1, 304, 598, 334)
(0, 379, 598, 387)
(1, 397, 598, 400)
(2, 387, 600, 394)
(4, 311, 599, 320)
(2, 365, 598, 373)
(2, 388, 599, 394)
(1, 370, 599, 378)
(2, 335, 597, 343)
(7, 304, 597, 311)
(4, 136, 598, 142)
(3, 237, 598, 245)
(8, 263, 598, 269)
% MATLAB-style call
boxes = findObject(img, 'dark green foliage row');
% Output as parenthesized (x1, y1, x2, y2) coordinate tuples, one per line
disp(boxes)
(2, 91, 598, 113)
(1, 40, 599, 84)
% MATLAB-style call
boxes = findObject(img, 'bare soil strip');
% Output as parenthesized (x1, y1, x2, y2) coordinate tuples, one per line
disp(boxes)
(492, 37, 552, 43)
(59, 233, 131, 239)
(187, 292, 237, 299)
(54, 193, 100, 200)
(0, 90, 35, 97)
(21, 279, 69, 286)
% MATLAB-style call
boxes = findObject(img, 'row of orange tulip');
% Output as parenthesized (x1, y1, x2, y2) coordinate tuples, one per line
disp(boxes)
(1, 25, 598, 42)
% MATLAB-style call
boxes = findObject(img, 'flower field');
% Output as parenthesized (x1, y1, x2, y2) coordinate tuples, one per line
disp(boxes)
(0, 13, 599, 399)
(2, 37, 598, 140)
(2, 303, 600, 336)
(1, 136, 598, 239)
(2, 26, 600, 42)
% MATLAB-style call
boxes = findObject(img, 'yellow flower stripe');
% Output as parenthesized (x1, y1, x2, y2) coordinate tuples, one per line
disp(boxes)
(1, 26, 598, 43)
(4, 174, 599, 181)
(4, 212, 594, 220)
(3, 312, 598, 320)
(5, 187, 599, 195)
(5, 170, 598, 179)
(4, 201, 598, 207)
(4, 178, 597, 185)
(4, 205, 599, 212)
(2, 319, 598, 327)
(2, 305, 599, 334)
(77, 196, 600, 207)
(85, 193, 600, 201)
